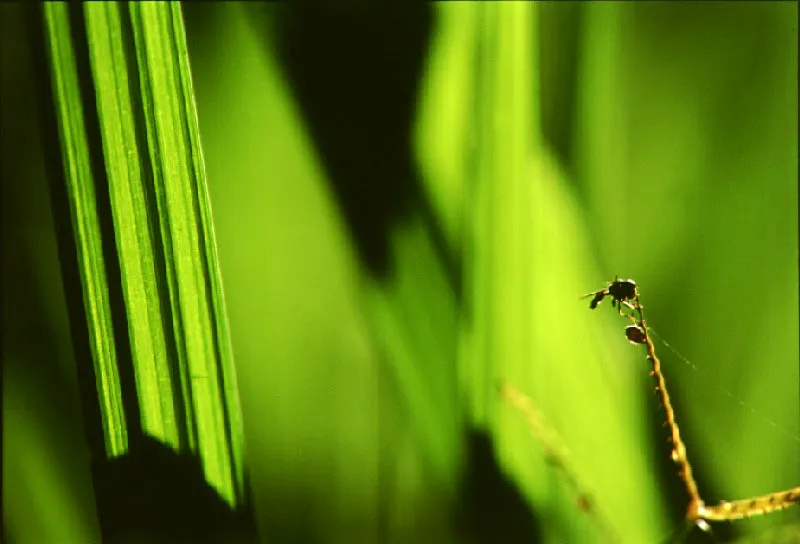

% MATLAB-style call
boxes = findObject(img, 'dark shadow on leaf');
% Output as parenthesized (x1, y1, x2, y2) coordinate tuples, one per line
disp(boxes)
(254, 3, 460, 294)
(92, 435, 258, 544)
(457, 430, 541, 543)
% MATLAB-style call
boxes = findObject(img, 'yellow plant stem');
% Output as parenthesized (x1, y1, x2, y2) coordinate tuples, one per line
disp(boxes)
(626, 288, 799, 525)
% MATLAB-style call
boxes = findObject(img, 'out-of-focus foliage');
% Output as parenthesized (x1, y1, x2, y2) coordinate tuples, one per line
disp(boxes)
(2, 4, 100, 542)
(2, 2, 797, 543)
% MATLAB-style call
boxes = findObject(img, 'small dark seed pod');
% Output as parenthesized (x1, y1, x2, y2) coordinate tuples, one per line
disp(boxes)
(625, 324, 646, 344)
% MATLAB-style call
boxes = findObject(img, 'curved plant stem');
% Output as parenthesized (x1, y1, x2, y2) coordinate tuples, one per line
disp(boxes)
(607, 280, 800, 526)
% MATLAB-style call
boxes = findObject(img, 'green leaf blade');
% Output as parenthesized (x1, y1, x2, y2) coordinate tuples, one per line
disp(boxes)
(84, 1, 180, 449)
(43, 1, 128, 458)
(127, 1, 244, 505)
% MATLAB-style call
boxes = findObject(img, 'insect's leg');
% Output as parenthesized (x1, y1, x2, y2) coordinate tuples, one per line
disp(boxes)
(621, 299, 637, 319)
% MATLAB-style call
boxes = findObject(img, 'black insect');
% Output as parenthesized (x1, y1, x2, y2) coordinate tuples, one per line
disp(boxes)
(583, 277, 639, 314)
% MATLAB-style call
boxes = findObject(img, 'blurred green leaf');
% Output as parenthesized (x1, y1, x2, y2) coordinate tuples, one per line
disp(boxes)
(364, 216, 461, 489)
(3, 365, 98, 543)
(185, 6, 386, 540)
(418, 3, 669, 542)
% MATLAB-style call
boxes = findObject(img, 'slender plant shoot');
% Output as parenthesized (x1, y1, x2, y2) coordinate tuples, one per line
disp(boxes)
(587, 277, 800, 528)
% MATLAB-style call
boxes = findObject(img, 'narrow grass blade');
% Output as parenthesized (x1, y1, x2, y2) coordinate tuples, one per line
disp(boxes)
(43, 1, 127, 459)
(125, 1, 245, 505)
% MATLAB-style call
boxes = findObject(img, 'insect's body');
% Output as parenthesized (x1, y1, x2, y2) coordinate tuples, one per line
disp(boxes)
(584, 277, 639, 314)
(607, 278, 637, 305)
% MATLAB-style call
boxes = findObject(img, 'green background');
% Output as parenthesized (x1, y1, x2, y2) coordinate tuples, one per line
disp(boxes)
(2, 2, 797, 543)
